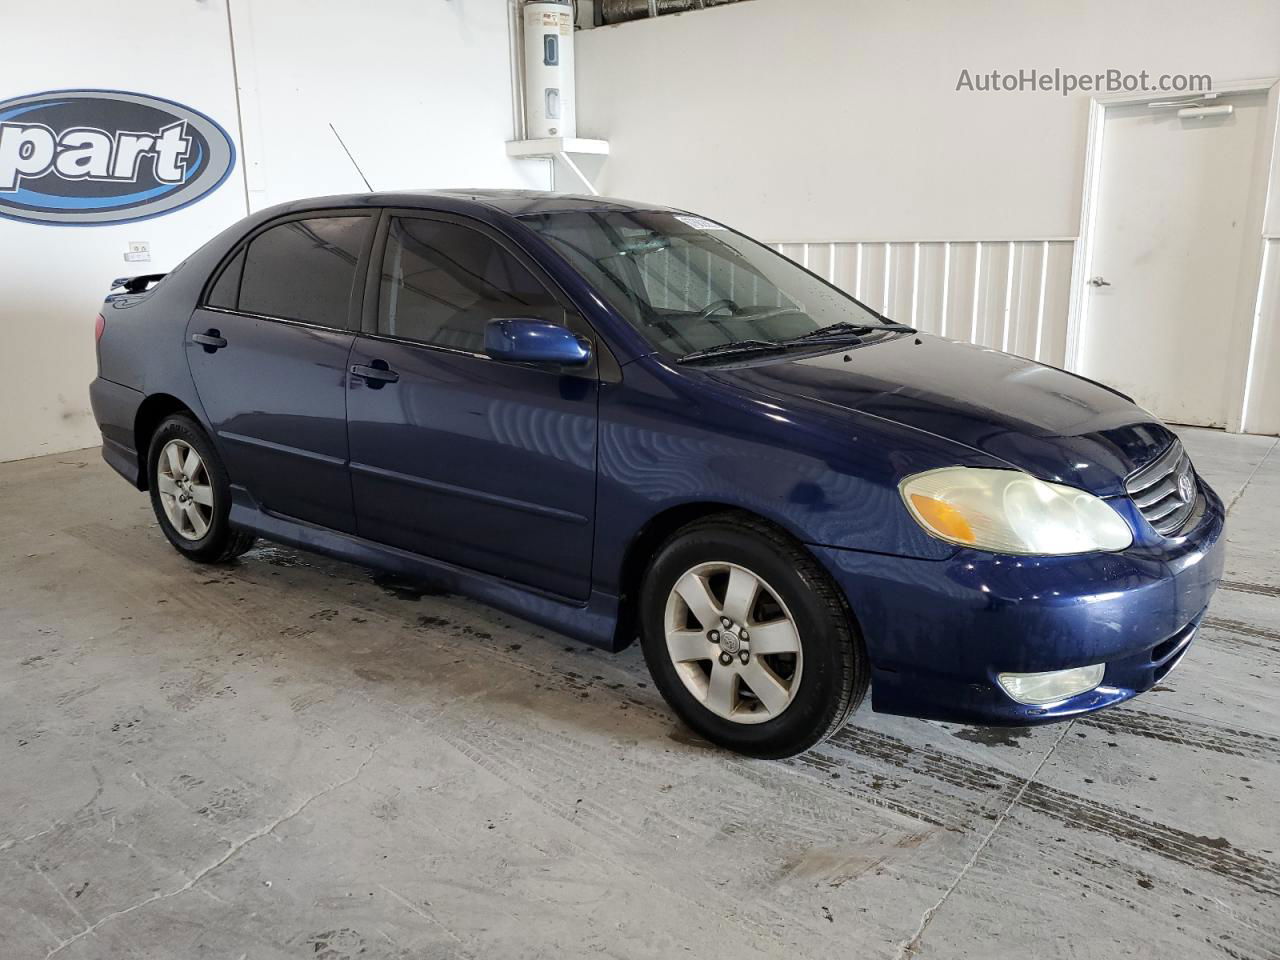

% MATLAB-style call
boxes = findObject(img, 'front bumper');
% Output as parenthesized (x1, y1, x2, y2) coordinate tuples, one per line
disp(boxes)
(811, 485, 1226, 725)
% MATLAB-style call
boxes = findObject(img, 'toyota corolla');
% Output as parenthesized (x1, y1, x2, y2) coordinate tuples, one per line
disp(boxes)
(89, 190, 1225, 757)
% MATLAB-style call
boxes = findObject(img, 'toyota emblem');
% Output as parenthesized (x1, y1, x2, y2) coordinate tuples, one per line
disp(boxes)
(1177, 472, 1194, 503)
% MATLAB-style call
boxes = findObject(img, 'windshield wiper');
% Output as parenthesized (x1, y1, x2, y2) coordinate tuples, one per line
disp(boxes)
(678, 321, 916, 364)
(782, 320, 915, 344)
(677, 339, 788, 364)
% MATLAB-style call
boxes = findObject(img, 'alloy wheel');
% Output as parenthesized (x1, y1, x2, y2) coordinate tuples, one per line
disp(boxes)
(156, 439, 214, 540)
(663, 561, 803, 724)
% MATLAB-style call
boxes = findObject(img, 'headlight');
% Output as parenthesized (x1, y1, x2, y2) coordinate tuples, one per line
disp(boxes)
(900, 467, 1132, 555)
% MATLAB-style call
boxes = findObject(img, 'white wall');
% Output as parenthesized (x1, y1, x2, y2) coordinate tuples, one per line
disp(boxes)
(576, 0, 1280, 433)
(576, 0, 1280, 242)
(228, 0, 546, 211)
(0, 0, 246, 463)
(0, 0, 543, 463)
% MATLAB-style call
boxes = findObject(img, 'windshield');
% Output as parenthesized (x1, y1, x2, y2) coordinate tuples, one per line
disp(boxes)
(518, 209, 894, 358)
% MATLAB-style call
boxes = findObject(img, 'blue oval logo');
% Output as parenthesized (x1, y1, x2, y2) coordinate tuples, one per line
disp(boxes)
(0, 89, 236, 226)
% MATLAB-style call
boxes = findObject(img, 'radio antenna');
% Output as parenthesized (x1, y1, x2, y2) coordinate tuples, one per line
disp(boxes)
(329, 123, 374, 192)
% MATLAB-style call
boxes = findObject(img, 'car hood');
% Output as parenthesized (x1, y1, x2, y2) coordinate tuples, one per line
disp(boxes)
(708, 333, 1175, 497)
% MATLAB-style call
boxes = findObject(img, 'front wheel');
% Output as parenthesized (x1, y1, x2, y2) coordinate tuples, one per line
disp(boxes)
(638, 514, 869, 758)
(147, 414, 256, 564)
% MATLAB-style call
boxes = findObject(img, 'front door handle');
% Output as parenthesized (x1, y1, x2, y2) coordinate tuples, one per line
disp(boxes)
(1089, 276, 1111, 288)
(192, 330, 228, 351)
(351, 361, 400, 388)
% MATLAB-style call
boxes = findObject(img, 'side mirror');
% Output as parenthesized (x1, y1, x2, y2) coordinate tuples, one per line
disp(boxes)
(484, 317, 591, 367)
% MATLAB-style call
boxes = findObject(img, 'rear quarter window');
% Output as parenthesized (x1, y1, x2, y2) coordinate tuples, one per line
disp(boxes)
(206, 248, 244, 310)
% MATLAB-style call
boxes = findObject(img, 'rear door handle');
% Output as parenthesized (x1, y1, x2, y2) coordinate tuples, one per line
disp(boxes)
(192, 330, 228, 351)
(351, 362, 400, 387)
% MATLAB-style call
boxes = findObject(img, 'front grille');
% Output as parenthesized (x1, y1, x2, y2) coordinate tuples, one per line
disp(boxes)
(1125, 440, 1199, 536)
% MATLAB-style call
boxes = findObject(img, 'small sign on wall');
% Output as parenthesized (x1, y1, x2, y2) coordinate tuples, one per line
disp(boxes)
(124, 241, 150, 263)
(0, 89, 236, 227)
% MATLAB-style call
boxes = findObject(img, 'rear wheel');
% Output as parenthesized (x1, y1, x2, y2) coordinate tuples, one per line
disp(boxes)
(147, 415, 255, 563)
(639, 513, 869, 758)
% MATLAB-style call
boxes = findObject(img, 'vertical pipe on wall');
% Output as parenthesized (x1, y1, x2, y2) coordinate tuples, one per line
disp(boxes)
(509, 0, 528, 142)
(223, 0, 252, 215)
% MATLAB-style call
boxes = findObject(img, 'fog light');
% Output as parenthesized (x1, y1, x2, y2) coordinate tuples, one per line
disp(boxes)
(997, 664, 1105, 704)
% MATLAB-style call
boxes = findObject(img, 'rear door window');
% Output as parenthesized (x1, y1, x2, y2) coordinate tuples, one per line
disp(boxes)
(378, 216, 562, 353)
(236, 215, 371, 328)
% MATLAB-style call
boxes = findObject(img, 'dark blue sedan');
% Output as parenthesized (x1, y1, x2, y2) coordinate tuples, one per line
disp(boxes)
(89, 190, 1225, 757)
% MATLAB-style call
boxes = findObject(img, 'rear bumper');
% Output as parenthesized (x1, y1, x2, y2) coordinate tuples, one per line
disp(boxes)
(89, 377, 144, 487)
(811, 484, 1226, 725)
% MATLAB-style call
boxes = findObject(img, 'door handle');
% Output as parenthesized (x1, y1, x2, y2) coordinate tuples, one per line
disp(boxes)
(192, 330, 228, 351)
(1089, 276, 1111, 288)
(351, 362, 400, 387)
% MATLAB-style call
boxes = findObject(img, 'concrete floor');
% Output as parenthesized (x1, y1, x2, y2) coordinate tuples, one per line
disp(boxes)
(1, 426, 1278, 960)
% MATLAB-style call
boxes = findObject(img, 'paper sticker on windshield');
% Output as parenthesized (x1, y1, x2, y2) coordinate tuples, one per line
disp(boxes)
(675, 214, 725, 231)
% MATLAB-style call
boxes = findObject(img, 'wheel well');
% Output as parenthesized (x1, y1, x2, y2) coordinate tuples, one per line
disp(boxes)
(611, 503, 803, 651)
(133, 394, 195, 490)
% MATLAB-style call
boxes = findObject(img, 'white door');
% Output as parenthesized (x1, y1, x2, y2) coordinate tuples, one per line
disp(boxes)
(1076, 91, 1269, 427)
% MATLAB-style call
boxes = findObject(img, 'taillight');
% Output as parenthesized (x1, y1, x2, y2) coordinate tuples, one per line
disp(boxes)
(95, 313, 106, 342)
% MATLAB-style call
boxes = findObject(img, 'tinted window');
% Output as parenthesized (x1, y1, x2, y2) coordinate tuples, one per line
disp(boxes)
(379, 217, 561, 352)
(239, 216, 370, 328)
(206, 248, 244, 309)
(519, 210, 885, 358)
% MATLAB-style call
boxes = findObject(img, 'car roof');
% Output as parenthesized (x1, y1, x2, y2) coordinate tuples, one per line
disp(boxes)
(271, 189, 677, 219)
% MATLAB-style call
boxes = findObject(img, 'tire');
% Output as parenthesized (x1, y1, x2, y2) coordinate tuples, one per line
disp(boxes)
(639, 512, 869, 758)
(147, 414, 256, 564)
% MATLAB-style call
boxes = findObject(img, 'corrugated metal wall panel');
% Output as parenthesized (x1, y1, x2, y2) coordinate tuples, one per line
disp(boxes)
(914, 243, 946, 335)
(773, 239, 1077, 365)
(859, 243, 887, 313)
(1039, 243, 1075, 369)
(886, 243, 914, 323)
(974, 241, 1011, 349)
(944, 243, 978, 341)
(1007, 242, 1042, 358)
(806, 243, 833, 284)
(830, 244, 856, 293)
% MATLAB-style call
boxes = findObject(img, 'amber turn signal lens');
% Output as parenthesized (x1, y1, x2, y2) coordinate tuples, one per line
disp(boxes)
(909, 493, 976, 544)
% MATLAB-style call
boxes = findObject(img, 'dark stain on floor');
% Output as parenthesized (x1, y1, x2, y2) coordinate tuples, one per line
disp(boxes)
(950, 725, 1035, 748)
(371, 572, 450, 602)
